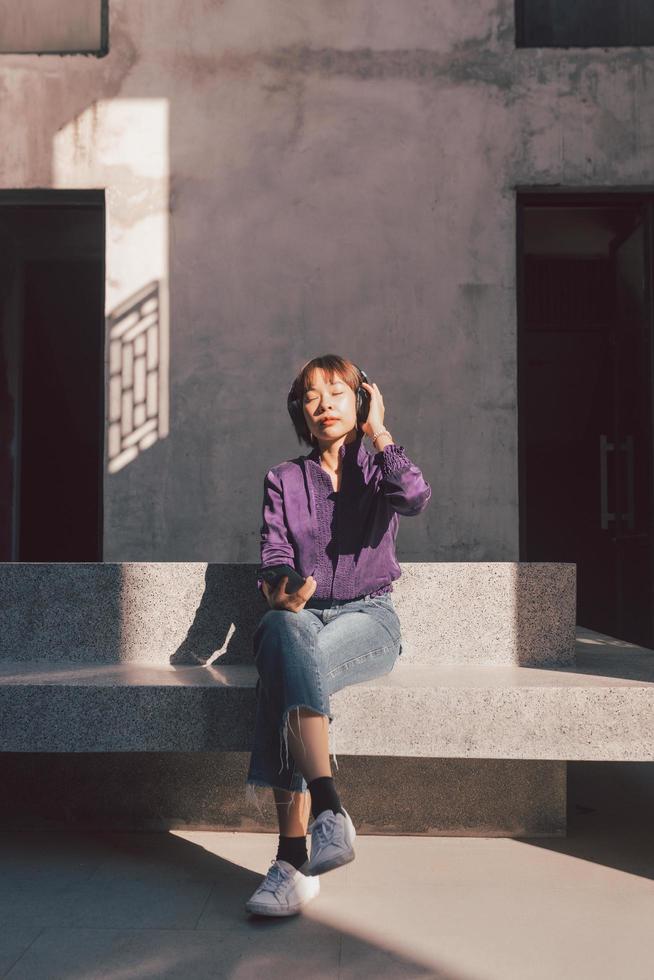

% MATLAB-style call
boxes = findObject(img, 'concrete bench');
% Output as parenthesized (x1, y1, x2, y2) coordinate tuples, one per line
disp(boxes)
(2, 562, 653, 836)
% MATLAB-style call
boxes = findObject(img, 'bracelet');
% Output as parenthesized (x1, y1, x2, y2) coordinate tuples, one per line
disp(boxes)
(371, 428, 392, 445)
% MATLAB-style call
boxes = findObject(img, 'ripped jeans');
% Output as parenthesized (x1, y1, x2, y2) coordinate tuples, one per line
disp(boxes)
(245, 592, 402, 801)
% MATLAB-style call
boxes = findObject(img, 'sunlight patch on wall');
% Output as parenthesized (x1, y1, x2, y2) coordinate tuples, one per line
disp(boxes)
(52, 98, 170, 474)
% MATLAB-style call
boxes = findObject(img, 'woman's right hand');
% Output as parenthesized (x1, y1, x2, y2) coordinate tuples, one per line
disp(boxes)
(262, 574, 317, 612)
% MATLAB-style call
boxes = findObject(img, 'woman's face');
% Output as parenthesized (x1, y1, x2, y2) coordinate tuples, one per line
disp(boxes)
(302, 369, 357, 445)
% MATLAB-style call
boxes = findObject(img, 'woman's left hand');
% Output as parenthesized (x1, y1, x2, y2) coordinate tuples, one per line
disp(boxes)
(359, 381, 385, 438)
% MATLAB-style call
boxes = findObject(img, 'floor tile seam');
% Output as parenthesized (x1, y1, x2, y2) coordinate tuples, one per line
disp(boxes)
(1, 925, 47, 979)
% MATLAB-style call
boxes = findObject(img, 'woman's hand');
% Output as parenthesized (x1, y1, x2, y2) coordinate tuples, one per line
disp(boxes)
(262, 575, 317, 612)
(359, 381, 385, 438)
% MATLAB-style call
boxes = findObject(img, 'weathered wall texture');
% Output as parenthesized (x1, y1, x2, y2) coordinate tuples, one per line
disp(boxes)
(1, 0, 653, 563)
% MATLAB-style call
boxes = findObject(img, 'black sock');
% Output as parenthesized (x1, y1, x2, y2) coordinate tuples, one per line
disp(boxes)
(276, 834, 308, 870)
(307, 776, 345, 820)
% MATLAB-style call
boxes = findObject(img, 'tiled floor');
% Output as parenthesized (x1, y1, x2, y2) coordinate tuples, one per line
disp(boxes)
(1, 761, 654, 979)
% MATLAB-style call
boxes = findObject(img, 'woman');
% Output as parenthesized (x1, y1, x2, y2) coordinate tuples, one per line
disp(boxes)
(244, 354, 431, 917)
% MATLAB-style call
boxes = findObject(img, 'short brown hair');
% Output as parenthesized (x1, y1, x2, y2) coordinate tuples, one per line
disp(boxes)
(289, 354, 364, 447)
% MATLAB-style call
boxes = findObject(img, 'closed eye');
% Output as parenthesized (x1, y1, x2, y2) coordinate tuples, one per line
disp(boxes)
(306, 389, 345, 401)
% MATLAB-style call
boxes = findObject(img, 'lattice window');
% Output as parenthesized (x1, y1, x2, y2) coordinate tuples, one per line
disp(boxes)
(107, 281, 161, 470)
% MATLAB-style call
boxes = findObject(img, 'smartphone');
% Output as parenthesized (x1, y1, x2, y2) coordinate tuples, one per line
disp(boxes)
(257, 563, 307, 594)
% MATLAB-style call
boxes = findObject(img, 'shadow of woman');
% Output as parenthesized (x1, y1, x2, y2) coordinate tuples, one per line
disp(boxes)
(169, 563, 265, 668)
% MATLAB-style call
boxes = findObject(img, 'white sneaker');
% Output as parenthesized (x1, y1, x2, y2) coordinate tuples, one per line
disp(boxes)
(304, 807, 356, 876)
(244, 859, 320, 917)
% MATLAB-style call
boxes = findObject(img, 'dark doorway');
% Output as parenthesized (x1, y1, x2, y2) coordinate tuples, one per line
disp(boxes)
(0, 190, 105, 561)
(515, 0, 654, 48)
(517, 193, 654, 649)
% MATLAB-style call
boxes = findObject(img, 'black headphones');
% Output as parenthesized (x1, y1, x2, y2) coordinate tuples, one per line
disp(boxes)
(287, 362, 372, 444)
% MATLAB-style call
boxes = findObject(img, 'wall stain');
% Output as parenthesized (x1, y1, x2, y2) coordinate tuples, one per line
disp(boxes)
(175, 44, 514, 91)
(172, 38, 650, 112)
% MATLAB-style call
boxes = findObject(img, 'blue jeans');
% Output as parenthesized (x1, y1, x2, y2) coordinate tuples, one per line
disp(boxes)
(245, 592, 402, 797)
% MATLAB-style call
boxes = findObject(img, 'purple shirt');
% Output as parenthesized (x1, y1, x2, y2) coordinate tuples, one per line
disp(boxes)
(257, 430, 431, 600)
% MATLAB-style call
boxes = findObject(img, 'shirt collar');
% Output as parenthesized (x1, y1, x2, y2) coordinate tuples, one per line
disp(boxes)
(307, 429, 367, 466)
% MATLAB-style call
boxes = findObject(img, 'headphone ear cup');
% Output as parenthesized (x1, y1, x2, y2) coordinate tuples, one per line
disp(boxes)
(357, 385, 371, 425)
(287, 393, 306, 438)
(354, 365, 370, 426)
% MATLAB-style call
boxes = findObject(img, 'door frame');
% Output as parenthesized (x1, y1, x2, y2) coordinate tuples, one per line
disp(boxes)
(516, 188, 654, 643)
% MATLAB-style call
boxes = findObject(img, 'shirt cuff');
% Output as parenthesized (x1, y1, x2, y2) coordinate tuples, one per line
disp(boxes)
(375, 443, 413, 477)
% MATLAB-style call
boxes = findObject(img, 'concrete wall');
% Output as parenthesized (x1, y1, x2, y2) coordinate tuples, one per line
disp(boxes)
(1, 0, 653, 563)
